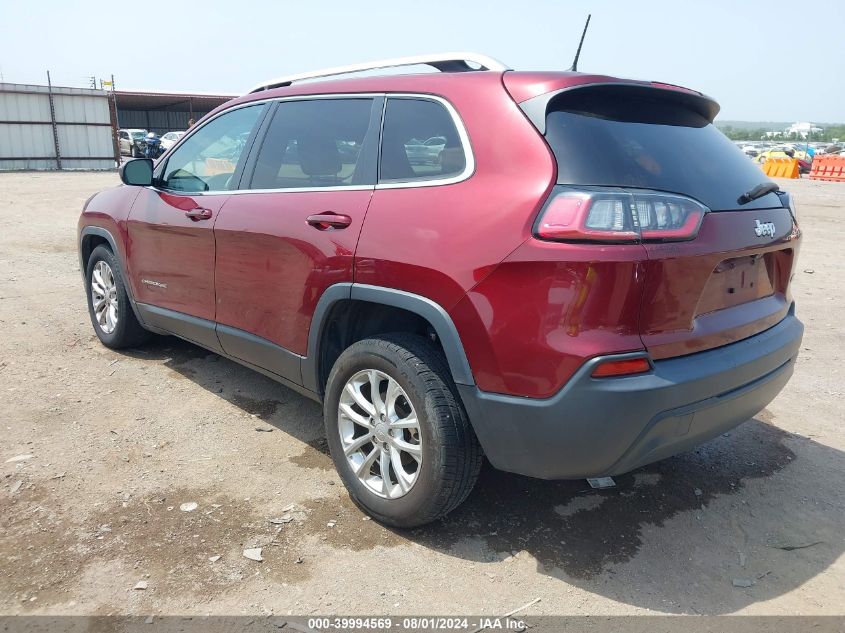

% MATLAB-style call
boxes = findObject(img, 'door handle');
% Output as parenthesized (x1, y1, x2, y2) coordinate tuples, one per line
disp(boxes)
(185, 207, 213, 221)
(306, 212, 352, 230)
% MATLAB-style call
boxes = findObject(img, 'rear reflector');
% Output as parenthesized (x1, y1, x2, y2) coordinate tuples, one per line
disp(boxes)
(591, 357, 651, 378)
(536, 187, 709, 243)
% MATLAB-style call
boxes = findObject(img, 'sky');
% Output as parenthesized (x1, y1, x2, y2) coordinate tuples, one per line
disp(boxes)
(1, 0, 843, 122)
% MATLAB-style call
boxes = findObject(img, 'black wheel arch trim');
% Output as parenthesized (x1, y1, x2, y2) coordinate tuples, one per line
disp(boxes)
(79, 225, 147, 326)
(302, 283, 353, 393)
(302, 283, 476, 394)
(79, 226, 121, 279)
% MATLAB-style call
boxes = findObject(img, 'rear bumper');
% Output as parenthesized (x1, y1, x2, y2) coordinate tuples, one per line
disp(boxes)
(458, 309, 803, 479)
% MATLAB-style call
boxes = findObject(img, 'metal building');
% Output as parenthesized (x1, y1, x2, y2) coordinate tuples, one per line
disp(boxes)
(0, 83, 235, 171)
(115, 90, 234, 136)
(0, 82, 115, 170)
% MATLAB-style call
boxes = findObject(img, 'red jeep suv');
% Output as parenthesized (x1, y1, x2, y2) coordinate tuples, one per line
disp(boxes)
(78, 53, 803, 527)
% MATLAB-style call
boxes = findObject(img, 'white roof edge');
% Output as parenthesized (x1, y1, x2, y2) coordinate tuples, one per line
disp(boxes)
(247, 52, 510, 94)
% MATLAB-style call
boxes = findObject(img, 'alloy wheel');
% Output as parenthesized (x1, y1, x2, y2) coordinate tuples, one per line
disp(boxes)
(338, 369, 422, 499)
(90, 260, 118, 334)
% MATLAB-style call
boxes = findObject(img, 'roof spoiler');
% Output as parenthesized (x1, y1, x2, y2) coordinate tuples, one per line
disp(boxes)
(519, 82, 721, 134)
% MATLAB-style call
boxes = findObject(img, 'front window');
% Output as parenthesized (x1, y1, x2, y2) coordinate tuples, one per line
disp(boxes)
(131, 131, 146, 140)
(160, 105, 263, 193)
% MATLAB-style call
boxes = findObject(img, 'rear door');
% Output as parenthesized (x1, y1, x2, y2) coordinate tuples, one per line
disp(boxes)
(543, 85, 800, 358)
(212, 96, 381, 381)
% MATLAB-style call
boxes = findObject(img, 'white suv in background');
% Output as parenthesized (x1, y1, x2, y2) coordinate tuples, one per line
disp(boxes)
(117, 129, 148, 157)
(160, 131, 186, 151)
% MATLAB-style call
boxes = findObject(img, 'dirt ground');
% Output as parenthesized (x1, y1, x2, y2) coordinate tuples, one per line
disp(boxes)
(0, 172, 843, 618)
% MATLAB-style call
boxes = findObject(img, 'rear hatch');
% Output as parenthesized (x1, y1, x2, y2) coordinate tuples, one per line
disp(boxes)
(540, 83, 799, 359)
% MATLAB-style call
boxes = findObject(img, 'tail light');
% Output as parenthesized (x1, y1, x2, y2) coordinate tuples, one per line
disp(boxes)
(535, 187, 709, 243)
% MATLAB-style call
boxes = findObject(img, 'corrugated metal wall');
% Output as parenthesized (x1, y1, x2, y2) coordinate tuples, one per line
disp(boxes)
(117, 109, 211, 135)
(0, 83, 115, 170)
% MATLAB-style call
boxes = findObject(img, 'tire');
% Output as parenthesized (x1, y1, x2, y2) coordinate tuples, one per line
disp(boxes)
(85, 244, 151, 349)
(324, 334, 482, 527)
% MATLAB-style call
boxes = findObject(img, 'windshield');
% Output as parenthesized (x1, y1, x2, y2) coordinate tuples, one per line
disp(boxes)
(131, 131, 146, 139)
(545, 92, 781, 211)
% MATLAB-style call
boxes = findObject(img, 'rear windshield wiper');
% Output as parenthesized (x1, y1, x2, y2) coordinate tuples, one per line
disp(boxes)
(738, 182, 780, 205)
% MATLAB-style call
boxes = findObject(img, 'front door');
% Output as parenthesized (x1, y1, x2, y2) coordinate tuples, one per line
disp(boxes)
(126, 103, 266, 348)
(213, 97, 381, 382)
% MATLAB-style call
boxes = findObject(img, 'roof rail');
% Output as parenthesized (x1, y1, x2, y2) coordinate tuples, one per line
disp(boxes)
(247, 52, 510, 93)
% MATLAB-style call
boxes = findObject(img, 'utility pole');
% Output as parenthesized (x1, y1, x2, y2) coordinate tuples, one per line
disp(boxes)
(46, 71, 62, 170)
(105, 74, 121, 167)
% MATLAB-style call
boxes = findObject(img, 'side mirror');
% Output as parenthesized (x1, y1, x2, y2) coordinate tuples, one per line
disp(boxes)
(119, 158, 154, 186)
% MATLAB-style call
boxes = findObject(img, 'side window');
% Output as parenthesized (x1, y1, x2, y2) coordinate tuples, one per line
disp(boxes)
(248, 98, 375, 190)
(160, 105, 263, 193)
(379, 98, 467, 183)
(119, 131, 128, 140)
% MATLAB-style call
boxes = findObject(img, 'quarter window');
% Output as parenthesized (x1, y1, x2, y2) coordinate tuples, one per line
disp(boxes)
(160, 105, 263, 193)
(379, 98, 466, 183)
(248, 99, 375, 190)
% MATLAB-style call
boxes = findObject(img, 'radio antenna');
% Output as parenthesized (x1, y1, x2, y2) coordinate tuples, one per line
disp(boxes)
(568, 14, 592, 72)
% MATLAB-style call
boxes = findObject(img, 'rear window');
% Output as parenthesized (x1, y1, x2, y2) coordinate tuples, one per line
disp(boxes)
(545, 90, 781, 210)
(379, 98, 466, 183)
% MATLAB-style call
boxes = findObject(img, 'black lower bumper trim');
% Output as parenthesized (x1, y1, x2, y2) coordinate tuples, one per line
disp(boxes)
(458, 312, 803, 479)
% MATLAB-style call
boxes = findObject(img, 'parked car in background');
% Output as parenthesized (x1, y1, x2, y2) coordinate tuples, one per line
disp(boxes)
(405, 136, 447, 165)
(142, 132, 165, 159)
(118, 129, 148, 157)
(160, 131, 186, 151)
(756, 147, 813, 173)
(79, 53, 803, 528)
